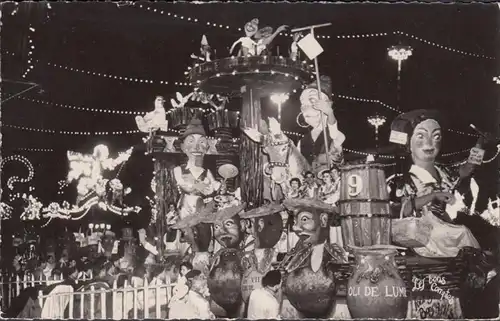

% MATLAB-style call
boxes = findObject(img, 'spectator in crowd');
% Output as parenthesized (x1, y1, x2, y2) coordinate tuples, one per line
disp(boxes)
(178, 261, 193, 285)
(168, 269, 214, 319)
(247, 270, 282, 319)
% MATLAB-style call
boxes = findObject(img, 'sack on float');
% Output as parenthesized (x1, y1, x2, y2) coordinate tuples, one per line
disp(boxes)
(391, 216, 433, 248)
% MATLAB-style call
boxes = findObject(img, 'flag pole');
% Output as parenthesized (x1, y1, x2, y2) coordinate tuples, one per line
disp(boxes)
(292, 23, 332, 169)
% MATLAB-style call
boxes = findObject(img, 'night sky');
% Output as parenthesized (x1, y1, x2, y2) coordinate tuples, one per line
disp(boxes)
(1, 2, 499, 207)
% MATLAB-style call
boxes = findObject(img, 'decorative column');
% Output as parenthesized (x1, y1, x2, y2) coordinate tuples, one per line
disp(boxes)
(152, 158, 179, 259)
(239, 86, 264, 209)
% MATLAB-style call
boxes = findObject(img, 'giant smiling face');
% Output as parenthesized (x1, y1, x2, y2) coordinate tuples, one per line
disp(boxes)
(181, 134, 209, 164)
(254, 212, 283, 249)
(213, 217, 244, 249)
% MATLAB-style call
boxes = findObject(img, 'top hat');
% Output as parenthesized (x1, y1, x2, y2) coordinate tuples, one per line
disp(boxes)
(180, 118, 206, 140)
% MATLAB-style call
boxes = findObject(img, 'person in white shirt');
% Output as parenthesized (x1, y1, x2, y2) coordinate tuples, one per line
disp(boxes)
(169, 270, 214, 319)
(247, 270, 282, 319)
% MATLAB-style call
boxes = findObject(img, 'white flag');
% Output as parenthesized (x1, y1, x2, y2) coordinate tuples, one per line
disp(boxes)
(298, 33, 324, 60)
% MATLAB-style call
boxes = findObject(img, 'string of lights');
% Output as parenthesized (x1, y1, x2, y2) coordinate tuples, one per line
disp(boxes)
(21, 26, 36, 79)
(46, 62, 180, 85)
(132, 4, 393, 39)
(441, 149, 470, 157)
(4, 124, 141, 136)
(16, 96, 145, 115)
(446, 128, 481, 138)
(334, 94, 402, 113)
(1, 155, 35, 190)
(15, 148, 55, 152)
(3, 117, 480, 157)
(194, 69, 309, 88)
(334, 94, 481, 138)
(131, 4, 495, 58)
(3, 51, 194, 87)
(7, 86, 484, 140)
(393, 31, 495, 60)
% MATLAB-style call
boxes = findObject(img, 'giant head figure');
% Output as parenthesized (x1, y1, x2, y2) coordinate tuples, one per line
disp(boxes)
(239, 203, 284, 249)
(390, 109, 443, 165)
(180, 118, 209, 167)
(172, 213, 212, 253)
(204, 204, 246, 249)
(283, 198, 334, 246)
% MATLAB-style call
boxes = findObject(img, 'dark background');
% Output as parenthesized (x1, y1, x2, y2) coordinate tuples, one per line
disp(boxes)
(1, 2, 499, 213)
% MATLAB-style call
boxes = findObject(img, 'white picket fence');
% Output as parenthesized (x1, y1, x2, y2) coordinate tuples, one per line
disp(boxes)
(37, 277, 174, 319)
(1, 272, 93, 310)
(1, 272, 176, 319)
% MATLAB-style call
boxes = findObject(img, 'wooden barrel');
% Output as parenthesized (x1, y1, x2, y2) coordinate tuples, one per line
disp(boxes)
(338, 163, 391, 248)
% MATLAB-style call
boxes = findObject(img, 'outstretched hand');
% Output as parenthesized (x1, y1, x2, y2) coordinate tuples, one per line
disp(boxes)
(276, 25, 289, 33)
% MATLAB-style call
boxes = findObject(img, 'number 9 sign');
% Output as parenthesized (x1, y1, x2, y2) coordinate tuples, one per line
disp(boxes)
(347, 174, 363, 197)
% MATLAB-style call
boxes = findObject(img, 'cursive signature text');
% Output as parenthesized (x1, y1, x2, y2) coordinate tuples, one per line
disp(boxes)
(412, 274, 453, 304)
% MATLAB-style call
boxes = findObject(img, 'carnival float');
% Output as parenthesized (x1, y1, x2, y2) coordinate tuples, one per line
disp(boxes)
(2, 11, 500, 320)
(127, 19, 500, 319)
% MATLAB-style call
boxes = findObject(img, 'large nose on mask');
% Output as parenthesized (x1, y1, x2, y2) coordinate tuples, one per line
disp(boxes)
(193, 142, 202, 152)
(292, 221, 302, 233)
(423, 136, 436, 150)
